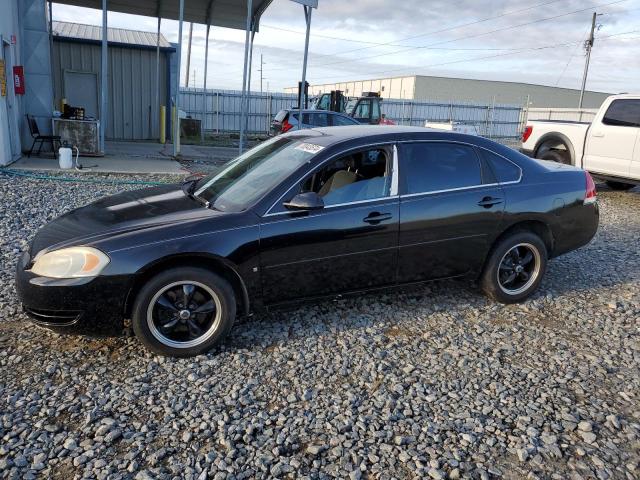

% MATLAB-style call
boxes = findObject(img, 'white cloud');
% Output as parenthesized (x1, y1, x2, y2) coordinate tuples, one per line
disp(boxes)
(52, 0, 640, 94)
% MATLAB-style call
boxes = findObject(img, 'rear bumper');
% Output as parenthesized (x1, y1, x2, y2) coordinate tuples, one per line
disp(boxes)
(15, 251, 131, 336)
(552, 202, 599, 258)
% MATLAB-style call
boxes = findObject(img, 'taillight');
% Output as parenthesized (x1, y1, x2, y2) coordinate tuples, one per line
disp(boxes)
(584, 171, 597, 205)
(281, 119, 293, 133)
(522, 126, 533, 143)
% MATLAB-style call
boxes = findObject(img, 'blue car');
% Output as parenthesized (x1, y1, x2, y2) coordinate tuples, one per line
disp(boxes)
(270, 109, 360, 135)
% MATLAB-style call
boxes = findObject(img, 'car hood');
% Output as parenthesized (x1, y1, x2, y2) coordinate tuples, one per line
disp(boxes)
(30, 184, 218, 256)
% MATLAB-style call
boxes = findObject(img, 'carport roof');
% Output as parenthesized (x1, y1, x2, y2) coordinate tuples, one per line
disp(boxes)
(52, 21, 173, 48)
(52, 0, 274, 30)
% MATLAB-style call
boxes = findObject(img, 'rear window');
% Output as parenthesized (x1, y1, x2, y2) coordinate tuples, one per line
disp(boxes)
(274, 110, 288, 122)
(399, 142, 482, 195)
(332, 114, 359, 126)
(602, 100, 640, 127)
(479, 149, 521, 183)
(308, 113, 329, 127)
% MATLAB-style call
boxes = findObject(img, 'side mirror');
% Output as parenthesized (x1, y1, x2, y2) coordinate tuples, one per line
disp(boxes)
(283, 192, 324, 211)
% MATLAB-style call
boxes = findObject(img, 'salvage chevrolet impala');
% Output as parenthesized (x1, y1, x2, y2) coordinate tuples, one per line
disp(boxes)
(16, 126, 599, 356)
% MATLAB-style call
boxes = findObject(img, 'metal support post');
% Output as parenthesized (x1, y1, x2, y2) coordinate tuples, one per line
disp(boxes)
(297, 5, 312, 130)
(100, 0, 108, 153)
(173, 0, 184, 157)
(202, 24, 210, 143)
(239, 0, 253, 154)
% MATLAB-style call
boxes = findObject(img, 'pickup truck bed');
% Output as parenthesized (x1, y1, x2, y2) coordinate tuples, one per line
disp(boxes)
(521, 94, 640, 188)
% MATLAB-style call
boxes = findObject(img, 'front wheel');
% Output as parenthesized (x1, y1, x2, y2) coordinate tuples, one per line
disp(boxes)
(605, 180, 635, 191)
(132, 267, 236, 357)
(480, 232, 548, 304)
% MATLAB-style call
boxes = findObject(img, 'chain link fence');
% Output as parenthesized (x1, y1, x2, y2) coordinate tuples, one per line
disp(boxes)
(180, 88, 526, 147)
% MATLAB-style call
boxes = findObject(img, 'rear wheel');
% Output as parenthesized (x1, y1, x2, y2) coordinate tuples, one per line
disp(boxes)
(132, 267, 236, 357)
(480, 232, 548, 304)
(538, 149, 570, 165)
(605, 180, 635, 191)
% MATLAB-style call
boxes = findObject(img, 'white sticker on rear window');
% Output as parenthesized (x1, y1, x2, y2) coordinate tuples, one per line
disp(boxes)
(295, 143, 324, 154)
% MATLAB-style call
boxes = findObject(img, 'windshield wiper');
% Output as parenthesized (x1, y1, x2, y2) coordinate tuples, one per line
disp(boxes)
(181, 175, 207, 205)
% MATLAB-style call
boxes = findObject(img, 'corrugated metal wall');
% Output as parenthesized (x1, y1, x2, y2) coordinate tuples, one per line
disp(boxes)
(288, 75, 611, 109)
(52, 40, 168, 140)
(180, 88, 525, 146)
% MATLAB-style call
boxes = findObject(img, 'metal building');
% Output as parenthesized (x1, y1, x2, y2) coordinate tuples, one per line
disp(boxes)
(285, 75, 612, 108)
(51, 21, 176, 141)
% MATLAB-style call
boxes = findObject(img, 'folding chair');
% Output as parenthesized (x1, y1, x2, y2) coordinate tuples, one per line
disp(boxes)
(26, 115, 61, 158)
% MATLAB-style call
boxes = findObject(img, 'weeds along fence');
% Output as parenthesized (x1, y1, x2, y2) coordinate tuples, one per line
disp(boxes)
(180, 88, 526, 146)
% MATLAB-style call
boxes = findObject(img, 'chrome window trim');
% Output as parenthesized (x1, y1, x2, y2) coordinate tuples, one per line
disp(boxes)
(263, 141, 398, 217)
(263, 196, 399, 220)
(395, 139, 523, 198)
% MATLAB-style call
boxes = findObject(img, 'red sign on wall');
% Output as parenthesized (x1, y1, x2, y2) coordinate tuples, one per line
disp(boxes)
(13, 66, 25, 95)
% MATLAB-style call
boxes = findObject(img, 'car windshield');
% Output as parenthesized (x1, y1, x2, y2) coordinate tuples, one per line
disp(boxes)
(345, 98, 358, 113)
(195, 136, 320, 212)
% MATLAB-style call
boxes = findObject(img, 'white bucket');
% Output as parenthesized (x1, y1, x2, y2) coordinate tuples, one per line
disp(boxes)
(59, 147, 73, 169)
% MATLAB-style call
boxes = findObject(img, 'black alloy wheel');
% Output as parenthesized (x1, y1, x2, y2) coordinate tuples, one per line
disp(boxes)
(480, 231, 548, 303)
(497, 243, 541, 296)
(132, 267, 236, 356)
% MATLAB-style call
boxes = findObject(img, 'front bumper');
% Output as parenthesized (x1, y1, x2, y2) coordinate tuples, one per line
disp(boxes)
(15, 251, 132, 336)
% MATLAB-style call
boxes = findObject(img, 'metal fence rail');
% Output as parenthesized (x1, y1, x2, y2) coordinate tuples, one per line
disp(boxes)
(526, 107, 598, 123)
(180, 88, 526, 146)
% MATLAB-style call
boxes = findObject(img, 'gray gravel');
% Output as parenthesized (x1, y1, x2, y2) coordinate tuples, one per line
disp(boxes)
(0, 171, 639, 480)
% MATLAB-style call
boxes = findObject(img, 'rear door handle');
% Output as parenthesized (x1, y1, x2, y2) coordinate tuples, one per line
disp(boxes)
(591, 132, 605, 138)
(363, 212, 392, 224)
(477, 197, 503, 208)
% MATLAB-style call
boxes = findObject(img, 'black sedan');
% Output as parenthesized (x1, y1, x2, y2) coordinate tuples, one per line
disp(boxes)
(16, 126, 599, 357)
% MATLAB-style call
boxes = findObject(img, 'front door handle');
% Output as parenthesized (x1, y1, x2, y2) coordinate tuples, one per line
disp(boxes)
(477, 196, 503, 208)
(363, 212, 392, 224)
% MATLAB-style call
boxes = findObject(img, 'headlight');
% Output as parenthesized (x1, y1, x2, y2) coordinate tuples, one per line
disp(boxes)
(30, 247, 110, 278)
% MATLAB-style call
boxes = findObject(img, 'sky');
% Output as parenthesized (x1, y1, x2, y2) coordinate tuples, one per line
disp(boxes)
(51, 0, 640, 95)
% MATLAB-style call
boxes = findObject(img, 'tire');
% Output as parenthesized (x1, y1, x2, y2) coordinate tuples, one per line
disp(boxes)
(605, 180, 635, 191)
(480, 231, 548, 304)
(538, 149, 570, 165)
(132, 267, 236, 357)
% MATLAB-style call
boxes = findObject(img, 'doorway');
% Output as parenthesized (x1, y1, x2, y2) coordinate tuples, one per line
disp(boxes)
(63, 70, 98, 118)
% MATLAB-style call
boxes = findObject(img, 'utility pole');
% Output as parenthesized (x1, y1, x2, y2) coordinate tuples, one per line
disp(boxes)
(258, 54, 265, 93)
(578, 12, 597, 108)
(185, 22, 194, 87)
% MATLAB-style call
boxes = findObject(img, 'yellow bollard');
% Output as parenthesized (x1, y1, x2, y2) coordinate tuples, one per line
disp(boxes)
(172, 106, 176, 143)
(159, 105, 166, 144)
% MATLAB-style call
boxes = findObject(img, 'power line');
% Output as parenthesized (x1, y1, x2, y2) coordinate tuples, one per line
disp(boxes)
(265, 0, 569, 69)
(555, 24, 592, 86)
(308, 29, 639, 84)
(260, 25, 529, 52)
(293, 0, 629, 72)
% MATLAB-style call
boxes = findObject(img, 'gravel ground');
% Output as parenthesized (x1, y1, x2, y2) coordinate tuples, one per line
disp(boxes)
(0, 171, 639, 480)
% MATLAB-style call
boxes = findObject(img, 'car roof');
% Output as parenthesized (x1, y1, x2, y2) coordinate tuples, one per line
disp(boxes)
(284, 109, 351, 116)
(281, 125, 457, 146)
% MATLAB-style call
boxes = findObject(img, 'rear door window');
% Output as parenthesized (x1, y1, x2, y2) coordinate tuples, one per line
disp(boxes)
(399, 142, 482, 195)
(602, 100, 640, 127)
(478, 148, 521, 183)
(309, 113, 329, 127)
(331, 114, 358, 126)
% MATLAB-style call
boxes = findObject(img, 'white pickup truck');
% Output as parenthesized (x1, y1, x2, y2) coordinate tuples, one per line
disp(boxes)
(521, 94, 640, 190)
